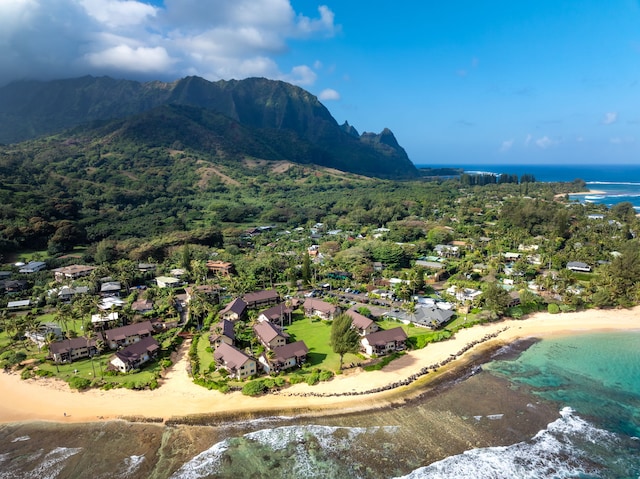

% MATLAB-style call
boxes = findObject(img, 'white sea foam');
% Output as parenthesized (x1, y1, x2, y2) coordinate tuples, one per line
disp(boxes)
(10, 436, 30, 442)
(393, 408, 615, 479)
(0, 447, 82, 479)
(587, 181, 640, 186)
(169, 440, 231, 479)
(117, 455, 145, 478)
(170, 424, 397, 479)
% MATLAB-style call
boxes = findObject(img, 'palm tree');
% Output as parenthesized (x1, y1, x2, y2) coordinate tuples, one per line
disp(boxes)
(84, 330, 97, 378)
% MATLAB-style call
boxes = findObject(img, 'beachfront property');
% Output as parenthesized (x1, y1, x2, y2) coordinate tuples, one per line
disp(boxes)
(361, 327, 408, 357)
(209, 319, 236, 348)
(26, 322, 63, 349)
(258, 340, 309, 374)
(384, 306, 454, 330)
(219, 298, 247, 321)
(102, 321, 154, 350)
(214, 343, 257, 379)
(345, 308, 379, 336)
(257, 302, 293, 326)
(109, 336, 160, 373)
(303, 297, 340, 320)
(49, 337, 97, 363)
(243, 289, 280, 309)
(253, 321, 289, 350)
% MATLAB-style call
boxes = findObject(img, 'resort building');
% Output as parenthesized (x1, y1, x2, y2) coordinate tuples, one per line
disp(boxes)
(214, 343, 257, 379)
(110, 336, 160, 373)
(102, 321, 154, 350)
(361, 327, 408, 357)
(259, 340, 309, 374)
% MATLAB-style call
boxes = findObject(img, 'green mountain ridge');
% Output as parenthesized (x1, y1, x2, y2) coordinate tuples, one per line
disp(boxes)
(0, 75, 418, 179)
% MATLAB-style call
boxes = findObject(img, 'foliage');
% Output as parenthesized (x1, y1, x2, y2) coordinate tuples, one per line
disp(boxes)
(242, 379, 267, 396)
(363, 351, 405, 371)
(547, 303, 561, 314)
(68, 376, 91, 390)
(330, 313, 361, 371)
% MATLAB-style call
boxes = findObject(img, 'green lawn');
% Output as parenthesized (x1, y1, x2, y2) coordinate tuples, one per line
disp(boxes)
(197, 334, 215, 373)
(284, 316, 361, 371)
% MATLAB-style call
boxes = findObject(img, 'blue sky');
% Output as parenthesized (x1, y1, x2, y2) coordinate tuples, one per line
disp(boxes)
(1, 1, 639, 165)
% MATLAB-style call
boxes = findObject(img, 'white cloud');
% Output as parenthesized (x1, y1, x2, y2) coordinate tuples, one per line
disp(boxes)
(0, 0, 338, 86)
(524, 133, 532, 147)
(86, 45, 174, 72)
(318, 88, 340, 101)
(610, 137, 635, 144)
(602, 112, 618, 125)
(535, 136, 558, 149)
(499, 139, 514, 152)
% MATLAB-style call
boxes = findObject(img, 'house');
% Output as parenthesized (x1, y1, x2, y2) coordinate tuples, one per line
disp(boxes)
(4, 279, 27, 294)
(414, 260, 445, 270)
(52, 264, 96, 282)
(214, 343, 257, 379)
(243, 289, 280, 309)
(209, 319, 236, 348)
(110, 336, 160, 373)
(345, 309, 379, 336)
(98, 296, 126, 310)
(186, 284, 221, 303)
(19, 261, 46, 274)
(138, 263, 157, 273)
(303, 298, 340, 320)
(131, 299, 154, 314)
(361, 327, 408, 357)
(258, 303, 293, 326)
(91, 311, 119, 325)
(434, 245, 459, 258)
(55, 285, 89, 302)
(49, 337, 97, 363)
(206, 260, 234, 276)
(253, 321, 289, 350)
(384, 306, 453, 329)
(567, 261, 591, 272)
(26, 323, 63, 348)
(100, 281, 121, 297)
(155, 276, 181, 288)
(259, 340, 309, 374)
(103, 320, 154, 350)
(219, 298, 247, 321)
(7, 299, 30, 309)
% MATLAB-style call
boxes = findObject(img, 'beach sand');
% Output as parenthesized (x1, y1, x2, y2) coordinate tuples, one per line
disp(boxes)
(1, 307, 638, 424)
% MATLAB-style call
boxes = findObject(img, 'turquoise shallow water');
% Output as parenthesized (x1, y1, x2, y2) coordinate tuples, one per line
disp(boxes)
(485, 331, 640, 438)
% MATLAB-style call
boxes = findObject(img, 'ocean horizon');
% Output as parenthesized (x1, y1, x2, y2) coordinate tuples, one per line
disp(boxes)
(417, 163, 640, 210)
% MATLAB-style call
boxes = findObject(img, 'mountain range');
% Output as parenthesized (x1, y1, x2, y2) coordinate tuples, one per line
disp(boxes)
(0, 76, 418, 179)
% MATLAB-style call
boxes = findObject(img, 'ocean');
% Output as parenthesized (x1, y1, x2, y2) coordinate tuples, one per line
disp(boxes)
(420, 163, 640, 210)
(1, 332, 640, 478)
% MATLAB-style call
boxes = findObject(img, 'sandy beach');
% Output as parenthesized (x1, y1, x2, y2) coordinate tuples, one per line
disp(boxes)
(1, 307, 638, 424)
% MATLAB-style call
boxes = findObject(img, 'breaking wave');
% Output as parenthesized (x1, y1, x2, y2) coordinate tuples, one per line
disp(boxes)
(394, 408, 639, 479)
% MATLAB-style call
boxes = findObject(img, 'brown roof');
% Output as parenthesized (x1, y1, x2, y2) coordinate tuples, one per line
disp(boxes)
(104, 321, 153, 341)
(214, 343, 253, 369)
(303, 298, 338, 314)
(114, 336, 159, 365)
(363, 327, 407, 346)
(345, 309, 374, 330)
(210, 319, 235, 341)
(259, 303, 293, 321)
(243, 289, 279, 303)
(49, 337, 95, 355)
(253, 321, 289, 344)
(272, 340, 308, 363)
(220, 298, 247, 317)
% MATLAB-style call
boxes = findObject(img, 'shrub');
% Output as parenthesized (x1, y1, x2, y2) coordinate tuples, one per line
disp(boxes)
(547, 303, 560, 314)
(20, 368, 33, 380)
(319, 370, 334, 382)
(242, 380, 266, 396)
(68, 377, 91, 390)
(306, 370, 320, 386)
(288, 374, 304, 385)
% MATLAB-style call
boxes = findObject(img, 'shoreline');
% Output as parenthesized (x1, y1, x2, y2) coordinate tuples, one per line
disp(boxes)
(1, 306, 639, 425)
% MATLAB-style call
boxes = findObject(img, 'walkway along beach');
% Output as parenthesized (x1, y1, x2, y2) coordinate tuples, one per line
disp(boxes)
(1, 306, 638, 424)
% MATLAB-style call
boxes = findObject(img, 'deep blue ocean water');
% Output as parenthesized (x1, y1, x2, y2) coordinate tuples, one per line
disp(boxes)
(419, 163, 640, 210)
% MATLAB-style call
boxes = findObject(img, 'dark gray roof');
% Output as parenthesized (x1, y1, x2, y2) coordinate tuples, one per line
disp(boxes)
(104, 321, 153, 341)
(214, 343, 253, 369)
(114, 336, 159, 365)
(49, 337, 95, 355)
(363, 327, 407, 346)
(345, 309, 374, 330)
(220, 298, 247, 316)
(243, 289, 279, 303)
(272, 341, 308, 362)
(259, 303, 293, 321)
